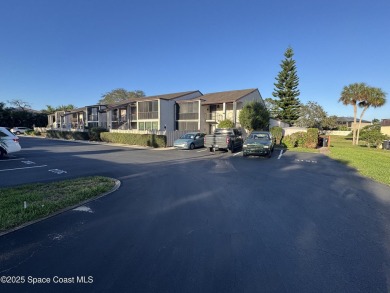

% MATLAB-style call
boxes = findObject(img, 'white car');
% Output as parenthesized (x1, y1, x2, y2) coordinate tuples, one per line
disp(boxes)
(11, 127, 31, 135)
(0, 127, 22, 158)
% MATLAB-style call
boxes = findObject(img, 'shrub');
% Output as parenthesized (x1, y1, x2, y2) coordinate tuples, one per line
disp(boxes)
(100, 132, 166, 148)
(337, 125, 349, 131)
(89, 127, 108, 141)
(46, 130, 90, 140)
(239, 100, 270, 131)
(270, 126, 283, 145)
(305, 128, 319, 148)
(360, 129, 388, 148)
(282, 135, 297, 148)
(218, 119, 234, 128)
(293, 132, 307, 147)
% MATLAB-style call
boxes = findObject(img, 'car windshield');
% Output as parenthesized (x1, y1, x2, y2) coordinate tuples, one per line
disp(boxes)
(248, 133, 269, 140)
(180, 134, 195, 139)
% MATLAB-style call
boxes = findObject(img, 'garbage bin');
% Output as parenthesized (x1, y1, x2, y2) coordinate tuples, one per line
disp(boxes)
(383, 140, 390, 150)
(323, 138, 328, 147)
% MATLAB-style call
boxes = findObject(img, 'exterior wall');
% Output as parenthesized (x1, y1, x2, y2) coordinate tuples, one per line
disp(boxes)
(351, 122, 371, 129)
(269, 119, 290, 128)
(323, 130, 351, 136)
(238, 89, 264, 105)
(283, 127, 307, 136)
(159, 100, 175, 131)
(381, 126, 390, 136)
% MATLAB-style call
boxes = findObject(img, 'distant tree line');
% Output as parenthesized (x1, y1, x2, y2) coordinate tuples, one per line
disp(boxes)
(0, 100, 47, 128)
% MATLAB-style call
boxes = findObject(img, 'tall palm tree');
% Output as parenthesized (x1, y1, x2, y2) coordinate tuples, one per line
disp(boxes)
(339, 83, 367, 145)
(356, 86, 387, 144)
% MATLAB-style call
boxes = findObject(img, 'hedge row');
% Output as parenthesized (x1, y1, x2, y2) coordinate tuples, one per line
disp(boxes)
(282, 128, 319, 149)
(100, 132, 166, 148)
(46, 130, 90, 140)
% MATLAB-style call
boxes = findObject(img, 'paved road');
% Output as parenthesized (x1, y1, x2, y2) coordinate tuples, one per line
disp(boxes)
(1, 137, 390, 292)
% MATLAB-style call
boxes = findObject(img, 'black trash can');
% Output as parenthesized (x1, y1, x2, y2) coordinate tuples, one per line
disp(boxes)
(323, 138, 328, 147)
(383, 140, 390, 150)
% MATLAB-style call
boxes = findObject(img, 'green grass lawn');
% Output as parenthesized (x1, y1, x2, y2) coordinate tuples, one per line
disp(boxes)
(327, 136, 390, 186)
(0, 176, 117, 232)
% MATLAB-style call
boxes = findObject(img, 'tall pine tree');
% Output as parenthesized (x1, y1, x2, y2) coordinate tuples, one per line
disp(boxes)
(272, 47, 301, 125)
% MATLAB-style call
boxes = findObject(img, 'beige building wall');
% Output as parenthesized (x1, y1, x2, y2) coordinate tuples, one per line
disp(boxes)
(381, 126, 390, 136)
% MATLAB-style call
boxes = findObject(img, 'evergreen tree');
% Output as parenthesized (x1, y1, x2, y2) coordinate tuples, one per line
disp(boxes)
(238, 100, 270, 131)
(272, 47, 301, 125)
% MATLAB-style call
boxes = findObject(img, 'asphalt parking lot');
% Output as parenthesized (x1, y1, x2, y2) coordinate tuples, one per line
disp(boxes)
(1, 137, 390, 293)
(0, 136, 289, 187)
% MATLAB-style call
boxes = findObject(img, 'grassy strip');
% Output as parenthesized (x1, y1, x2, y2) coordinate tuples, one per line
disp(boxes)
(328, 136, 390, 186)
(0, 176, 116, 232)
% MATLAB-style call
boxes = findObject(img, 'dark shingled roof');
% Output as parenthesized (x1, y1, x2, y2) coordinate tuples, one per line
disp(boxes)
(381, 119, 390, 126)
(196, 89, 258, 105)
(107, 91, 201, 110)
(337, 117, 371, 123)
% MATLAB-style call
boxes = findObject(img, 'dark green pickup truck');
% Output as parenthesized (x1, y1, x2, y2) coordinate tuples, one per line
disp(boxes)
(204, 128, 243, 153)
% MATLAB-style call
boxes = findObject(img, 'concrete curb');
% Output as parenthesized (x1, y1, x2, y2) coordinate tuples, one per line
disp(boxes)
(0, 178, 121, 237)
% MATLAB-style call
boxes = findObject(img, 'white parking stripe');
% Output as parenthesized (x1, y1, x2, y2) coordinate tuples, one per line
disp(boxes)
(233, 151, 242, 156)
(277, 150, 284, 160)
(197, 149, 207, 153)
(0, 165, 47, 172)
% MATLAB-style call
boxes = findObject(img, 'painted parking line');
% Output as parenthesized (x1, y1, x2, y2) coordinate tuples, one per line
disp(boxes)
(48, 169, 68, 174)
(233, 151, 242, 157)
(295, 159, 318, 163)
(277, 150, 284, 160)
(197, 149, 207, 153)
(0, 165, 48, 172)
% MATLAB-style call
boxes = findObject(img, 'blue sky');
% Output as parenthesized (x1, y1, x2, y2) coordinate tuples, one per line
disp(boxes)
(1, 0, 389, 121)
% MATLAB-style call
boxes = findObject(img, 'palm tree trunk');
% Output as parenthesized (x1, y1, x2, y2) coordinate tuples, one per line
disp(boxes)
(352, 104, 357, 145)
(356, 107, 368, 145)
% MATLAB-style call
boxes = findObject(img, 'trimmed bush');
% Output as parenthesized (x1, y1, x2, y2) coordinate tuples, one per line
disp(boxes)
(89, 127, 108, 141)
(218, 119, 234, 128)
(100, 132, 166, 148)
(282, 135, 297, 148)
(46, 130, 90, 140)
(270, 126, 283, 145)
(305, 128, 319, 148)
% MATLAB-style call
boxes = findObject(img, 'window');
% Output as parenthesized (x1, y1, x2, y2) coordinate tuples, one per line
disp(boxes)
(176, 101, 199, 120)
(88, 107, 98, 122)
(138, 101, 158, 119)
(176, 121, 198, 131)
(139, 122, 145, 130)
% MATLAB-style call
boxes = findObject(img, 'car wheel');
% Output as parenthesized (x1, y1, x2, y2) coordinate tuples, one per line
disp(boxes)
(16, 131, 21, 135)
(243, 152, 248, 157)
(209, 147, 214, 152)
(229, 144, 235, 153)
(189, 143, 195, 150)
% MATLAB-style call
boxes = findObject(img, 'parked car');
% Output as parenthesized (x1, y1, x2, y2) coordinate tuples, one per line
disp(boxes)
(11, 127, 32, 135)
(204, 128, 243, 153)
(173, 132, 206, 150)
(0, 127, 22, 158)
(242, 131, 275, 158)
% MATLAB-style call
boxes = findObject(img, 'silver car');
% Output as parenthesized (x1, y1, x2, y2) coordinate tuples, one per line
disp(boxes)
(173, 132, 205, 150)
(11, 127, 32, 135)
(0, 127, 22, 158)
